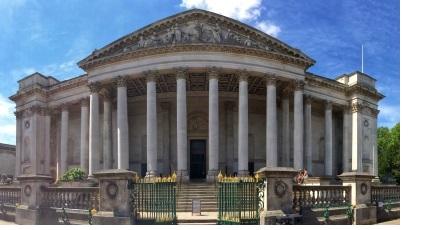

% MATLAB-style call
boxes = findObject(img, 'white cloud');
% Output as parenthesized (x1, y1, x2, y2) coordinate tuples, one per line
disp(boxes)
(377, 103, 400, 128)
(255, 21, 281, 37)
(0, 94, 16, 145)
(180, 0, 263, 22)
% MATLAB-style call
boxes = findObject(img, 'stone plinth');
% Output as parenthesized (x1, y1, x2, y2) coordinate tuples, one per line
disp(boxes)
(92, 169, 136, 225)
(256, 167, 299, 225)
(338, 172, 377, 225)
(15, 174, 53, 225)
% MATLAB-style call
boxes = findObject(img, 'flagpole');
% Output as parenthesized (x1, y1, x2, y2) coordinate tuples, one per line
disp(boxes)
(362, 45, 363, 73)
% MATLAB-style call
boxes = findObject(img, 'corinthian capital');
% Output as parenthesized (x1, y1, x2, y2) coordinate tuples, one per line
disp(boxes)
(30, 104, 43, 115)
(325, 100, 333, 110)
(237, 69, 250, 82)
(304, 95, 312, 105)
(351, 102, 364, 113)
(143, 70, 158, 83)
(293, 80, 305, 91)
(174, 66, 189, 80)
(207, 66, 221, 80)
(60, 103, 70, 112)
(87, 81, 102, 93)
(80, 97, 89, 106)
(115, 75, 129, 87)
(265, 73, 277, 86)
(14, 110, 24, 119)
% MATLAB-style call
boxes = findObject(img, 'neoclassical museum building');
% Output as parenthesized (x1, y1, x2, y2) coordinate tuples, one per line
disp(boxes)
(9, 9, 384, 182)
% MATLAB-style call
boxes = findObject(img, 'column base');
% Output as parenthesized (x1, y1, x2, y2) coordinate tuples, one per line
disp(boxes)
(15, 205, 43, 225)
(176, 170, 189, 183)
(206, 170, 219, 183)
(238, 170, 250, 178)
(145, 171, 159, 178)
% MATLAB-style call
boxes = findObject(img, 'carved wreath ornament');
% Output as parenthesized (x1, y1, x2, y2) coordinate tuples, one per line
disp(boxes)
(106, 182, 119, 199)
(274, 181, 287, 197)
(360, 183, 368, 195)
(24, 185, 32, 197)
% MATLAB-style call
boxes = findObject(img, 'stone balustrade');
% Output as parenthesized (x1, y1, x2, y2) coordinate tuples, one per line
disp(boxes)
(41, 187, 99, 210)
(292, 185, 352, 211)
(0, 187, 20, 204)
(371, 185, 400, 203)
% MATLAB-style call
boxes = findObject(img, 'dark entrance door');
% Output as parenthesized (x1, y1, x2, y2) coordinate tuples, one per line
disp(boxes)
(190, 139, 206, 180)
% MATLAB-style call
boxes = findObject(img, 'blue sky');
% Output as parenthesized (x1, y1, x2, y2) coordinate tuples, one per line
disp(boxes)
(0, 0, 400, 145)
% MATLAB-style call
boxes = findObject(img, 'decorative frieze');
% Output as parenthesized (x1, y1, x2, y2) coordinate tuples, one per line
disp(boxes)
(42, 107, 51, 116)
(174, 66, 189, 80)
(372, 109, 380, 118)
(143, 70, 158, 83)
(207, 66, 221, 80)
(87, 81, 102, 93)
(237, 69, 250, 82)
(116, 75, 129, 87)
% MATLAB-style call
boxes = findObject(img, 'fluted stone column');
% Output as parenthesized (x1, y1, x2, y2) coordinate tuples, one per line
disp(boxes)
(207, 67, 220, 182)
(14, 111, 23, 180)
(161, 102, 171, 175)
(88, 82, 101, 176)
(175, 67, 189, 181)
(304, 95, 312, 173)
(237, 70, 249, 177)
(325, 100, 333, 176)
(80, 97, 90, 173)
(293, 80, 304, 171)
(343, 106, 351, 172)
(30, 105, 44, 174)
(145, 70, 158, 177)
(351, 102, 363, 172)
(44, 107, 51, 175)
(116, 76, 129, 170)
(266, 74, 277, 167)
(225, 101, 235, 175)
(60, 103, 69, 175)
(372, 109, 380, 180)
(103, 92, 113, 169)
(281, 92, 290, 167)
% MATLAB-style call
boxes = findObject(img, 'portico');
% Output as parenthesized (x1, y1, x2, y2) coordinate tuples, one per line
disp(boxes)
(9, 9, 383, 183)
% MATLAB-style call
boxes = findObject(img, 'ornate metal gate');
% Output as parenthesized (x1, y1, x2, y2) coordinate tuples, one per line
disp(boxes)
(217, 172, 265, 225)
(129, 174, 177, 225)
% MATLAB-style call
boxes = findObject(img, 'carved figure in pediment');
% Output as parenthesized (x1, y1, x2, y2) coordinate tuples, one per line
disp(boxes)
(212, 23, 221, 43)
(192, 22, 203, 42)
(137, 36, 145, 48)
(145, 32, 161, 47)
(172, 23, 182, 44)
(244, 36, 253, 47)
(164, 28, 173, 43)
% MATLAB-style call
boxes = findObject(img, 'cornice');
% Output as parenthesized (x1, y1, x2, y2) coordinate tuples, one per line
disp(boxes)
(346, 84, 385, 101)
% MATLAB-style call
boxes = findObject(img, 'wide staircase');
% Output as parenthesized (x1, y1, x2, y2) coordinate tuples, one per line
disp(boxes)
(176, 182, 218, 224)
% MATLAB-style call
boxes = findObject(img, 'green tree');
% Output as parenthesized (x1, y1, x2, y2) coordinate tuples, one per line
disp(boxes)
(377, 122, 400, 184)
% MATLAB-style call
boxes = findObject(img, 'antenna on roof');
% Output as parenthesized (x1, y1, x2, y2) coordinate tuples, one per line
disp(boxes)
(361, 45, 364, 73)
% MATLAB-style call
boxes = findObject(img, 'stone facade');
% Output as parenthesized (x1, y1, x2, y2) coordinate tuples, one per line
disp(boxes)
(8, 9, 384, 182)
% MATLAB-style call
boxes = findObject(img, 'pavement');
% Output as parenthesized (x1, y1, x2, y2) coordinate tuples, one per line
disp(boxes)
(0, 214, 400, 225)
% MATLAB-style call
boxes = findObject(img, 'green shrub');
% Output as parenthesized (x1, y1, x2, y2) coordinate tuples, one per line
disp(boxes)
(60, 168, 86, 180)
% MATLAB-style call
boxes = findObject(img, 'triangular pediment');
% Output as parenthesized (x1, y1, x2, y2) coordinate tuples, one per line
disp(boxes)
(78, 9, 315, 70)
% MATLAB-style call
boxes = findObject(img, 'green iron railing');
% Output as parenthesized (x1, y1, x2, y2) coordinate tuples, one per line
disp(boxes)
(217, 172, 265, 225)
(129, 173, 177, 225)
